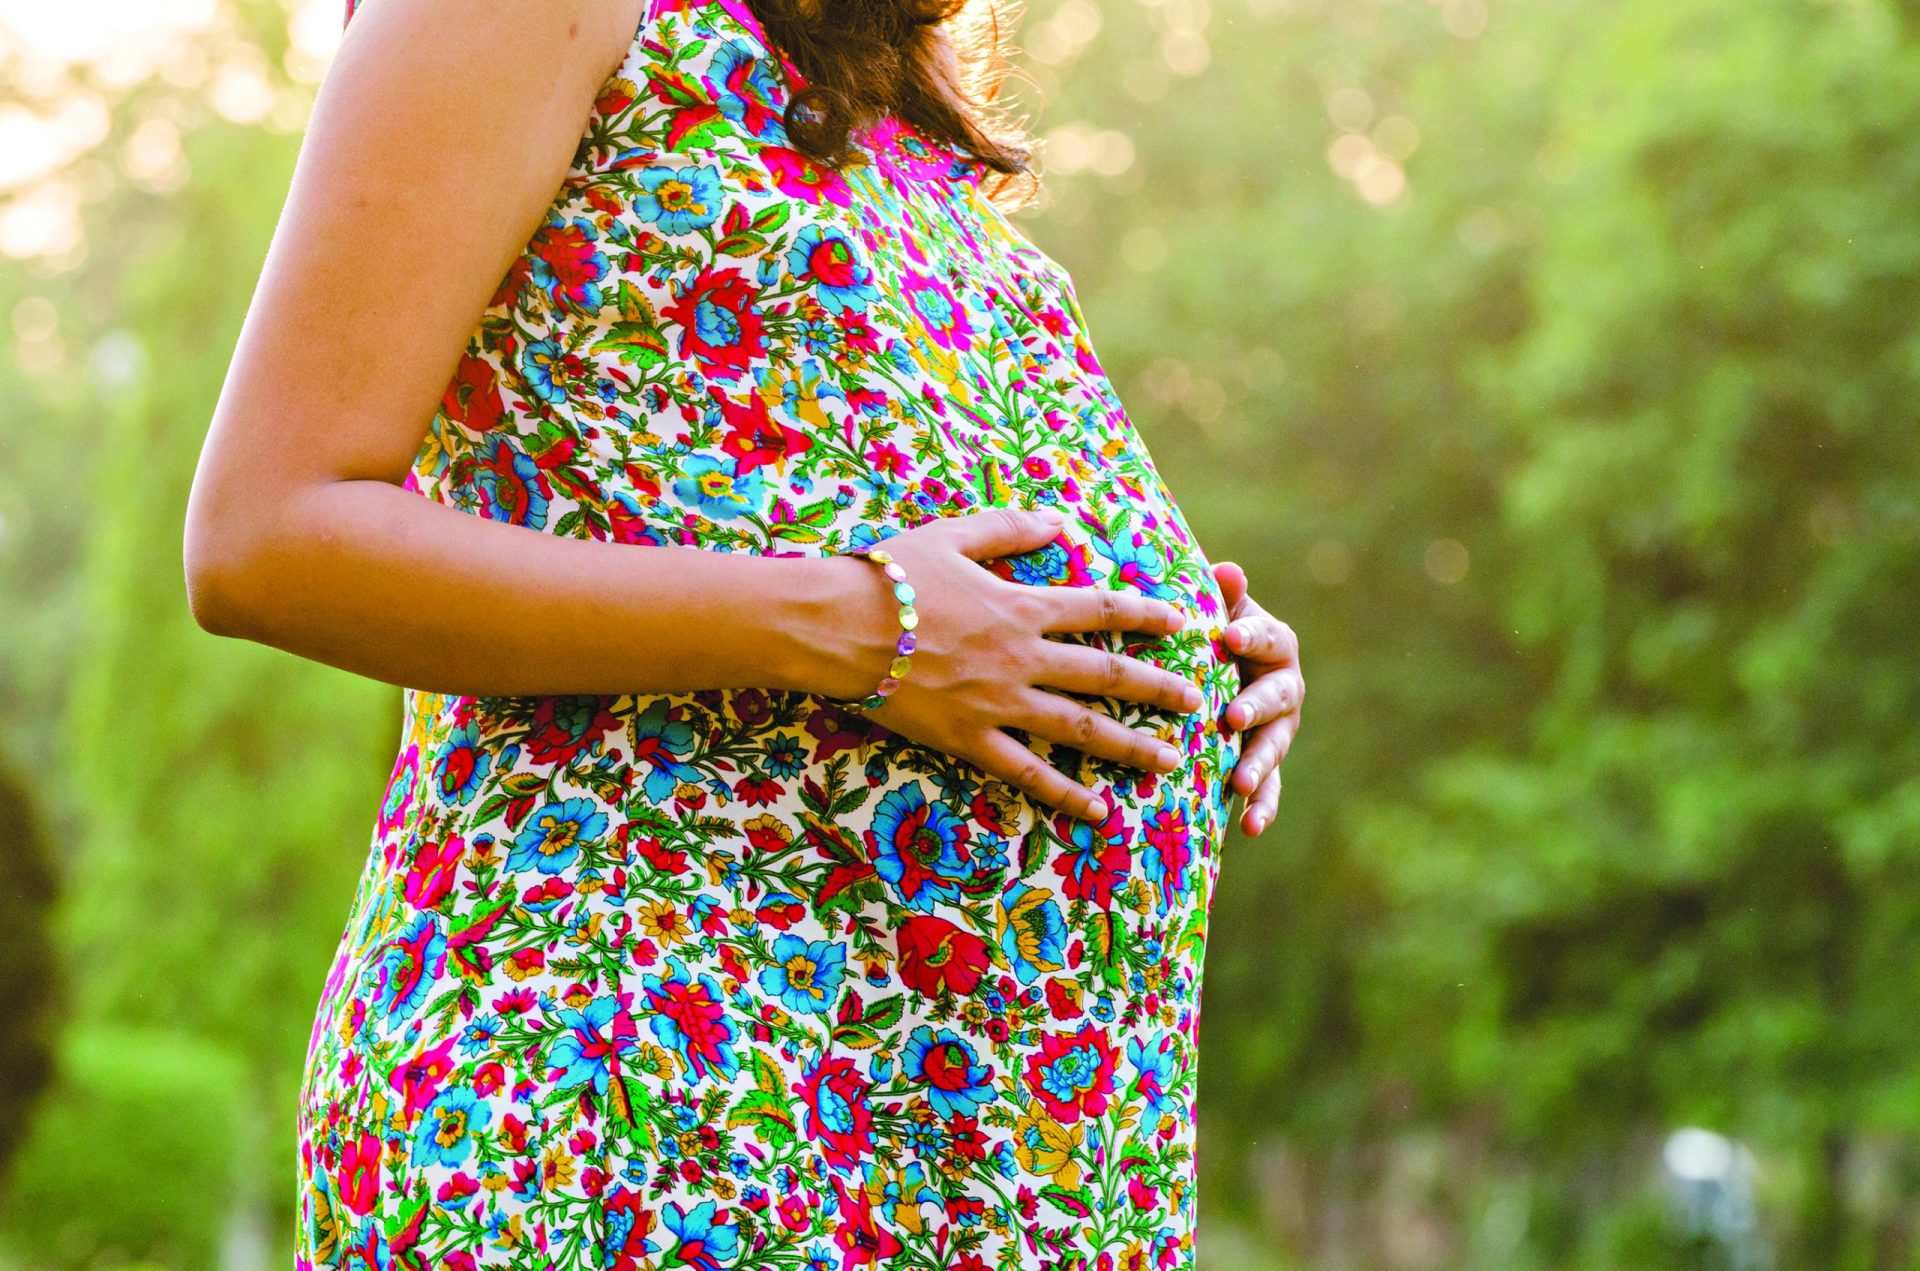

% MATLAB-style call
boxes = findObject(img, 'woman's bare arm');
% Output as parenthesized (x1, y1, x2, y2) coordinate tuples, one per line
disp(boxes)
(185, 0, 877, 699)
(182, 0, 1206, 818)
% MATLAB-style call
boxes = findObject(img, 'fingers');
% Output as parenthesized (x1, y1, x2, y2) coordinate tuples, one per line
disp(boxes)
(1213, 560, 1250, 613)
(967, 729, 1109, 822)
(1036, 585, 1187, 638)
(1223, 665, 1304, 731)
(1009, 690, 1183, 776)
(1240, 763, 1281, 836)
(1230, 714, 1298, 798)
(1033, 643, 1204, 715)
(1224, 611, 1299, 668)
(937, 506, 1070, 561)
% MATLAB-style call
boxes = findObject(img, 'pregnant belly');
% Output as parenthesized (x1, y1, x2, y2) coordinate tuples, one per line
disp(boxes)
(363, 422, 1242, 1013)
(373, 503, 1240, 924)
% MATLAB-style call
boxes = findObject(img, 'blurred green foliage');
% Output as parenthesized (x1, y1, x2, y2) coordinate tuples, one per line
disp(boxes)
(3, 0, 1918, 1266)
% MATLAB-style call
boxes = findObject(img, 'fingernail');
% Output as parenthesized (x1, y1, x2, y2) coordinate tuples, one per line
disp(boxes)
(1183, 687, 1203, 712)
(1156, 746, 1179, 771)
(1083, 793, 1106, 819)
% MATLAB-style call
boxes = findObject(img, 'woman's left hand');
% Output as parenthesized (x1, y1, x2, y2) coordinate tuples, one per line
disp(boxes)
(1212, 561, 1305, 837)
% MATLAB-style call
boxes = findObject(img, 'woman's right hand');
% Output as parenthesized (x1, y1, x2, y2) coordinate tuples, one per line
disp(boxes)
(803, 507, 1204, 822)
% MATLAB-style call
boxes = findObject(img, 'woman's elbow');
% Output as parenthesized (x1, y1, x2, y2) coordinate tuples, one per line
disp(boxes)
(182, 499, 270, 639)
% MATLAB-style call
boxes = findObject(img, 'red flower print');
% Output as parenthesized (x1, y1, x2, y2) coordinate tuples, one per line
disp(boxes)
(797, 1056, 875, 1169)
(661, 266, 767, 381)
(441, 354, 506, 433)
(530, 215, 609, 309)
(759, 144, 852, 206)
(601, 1187, 658, 1271)
(389, 1034, 458, 1115)
(717, 387, 812, 474)
(524, 695, 622, 766)
(828, 1173, 904, 1271)
(1023, 1023, 1119, 1123)
(402, 835, 464, 911)
(1050, 806, 1135, 910)
(336, 1130, 381, 1216)
(895, 915, 991, 997)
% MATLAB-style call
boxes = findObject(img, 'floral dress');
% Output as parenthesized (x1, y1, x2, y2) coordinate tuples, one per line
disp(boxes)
(297, 1, 1243, 1269)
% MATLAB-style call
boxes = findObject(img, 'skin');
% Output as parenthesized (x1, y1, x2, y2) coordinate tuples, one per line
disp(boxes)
(182, 0, 1304, 828)
(1213, 560, 1306, 836)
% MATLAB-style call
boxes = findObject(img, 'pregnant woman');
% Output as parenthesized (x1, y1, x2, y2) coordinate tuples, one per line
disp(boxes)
(184, 0, 1305, 1267)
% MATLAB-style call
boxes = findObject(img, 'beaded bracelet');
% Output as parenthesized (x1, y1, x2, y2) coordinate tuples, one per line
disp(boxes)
(844, 546, 919, 711)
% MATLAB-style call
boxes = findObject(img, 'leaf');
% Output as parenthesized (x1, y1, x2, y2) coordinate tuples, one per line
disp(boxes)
(615, 280, 657, 323)
(450, 895, 514, 947)
(830, 1021, 885, 1050)
(750, 1048, 791, 1100)
(715, 230, 769, 259)
(1039, 1184, 1094, 1218)
(727, 1088, 798, 1145)
(864, 994, 906, 1031)
(770, 521, 827, 545)
(502, 772, 547, 797)
(593, 321, 669, 369)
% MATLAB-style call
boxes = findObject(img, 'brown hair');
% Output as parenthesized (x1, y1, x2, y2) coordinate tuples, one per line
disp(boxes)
(744, 0, 1040, 206)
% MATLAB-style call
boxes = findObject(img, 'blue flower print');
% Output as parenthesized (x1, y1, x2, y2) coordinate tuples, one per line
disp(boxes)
(549, 996, 638, 1096)
(663, 1199, 741, 1271)
(413, 1085, 490, 1167)
(506, 798, 608, 876)
(431, 721, 493, 806)
(902, 1025, 996, 1119)
(635, 163, 725, 235)
(758, 933, 848, 1015)
(674, 452, 766, 520)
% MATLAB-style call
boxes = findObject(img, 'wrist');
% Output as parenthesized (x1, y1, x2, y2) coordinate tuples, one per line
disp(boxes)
(774, 553, 902, 699)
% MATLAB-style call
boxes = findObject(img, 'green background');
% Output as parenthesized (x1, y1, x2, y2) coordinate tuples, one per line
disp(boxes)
(3, 0, 1919, 1265)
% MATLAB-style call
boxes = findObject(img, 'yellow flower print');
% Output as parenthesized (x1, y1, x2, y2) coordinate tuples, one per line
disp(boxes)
(307, 1186, 341, 1266)
(978, 781, 1024, 828)
(638, 1041, 676, 1079)
(983, 456, 1013, 505)
(489, 1213, 524, 1250)
(741, 812, 792, 848)
(414, 421, 454, 478)
(907, 333, 969, 398)
(998, 886, 1067, 979)
(543, 1143, 578, 1189)
(756, 366, 834, 446)
(639, 898, 693, 945)
(566, 911, 607, 946)
(1012, 1105, 1086, 1191)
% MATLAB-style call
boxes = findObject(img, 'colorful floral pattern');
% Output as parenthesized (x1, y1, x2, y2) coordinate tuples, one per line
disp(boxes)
(299, 2, 1243, 1269)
